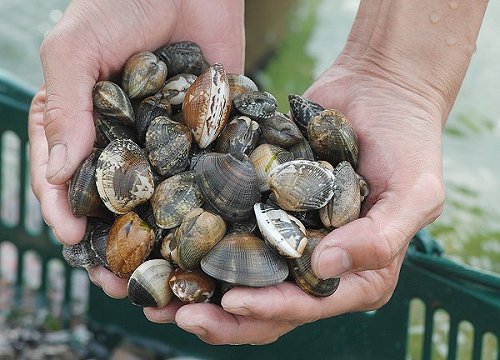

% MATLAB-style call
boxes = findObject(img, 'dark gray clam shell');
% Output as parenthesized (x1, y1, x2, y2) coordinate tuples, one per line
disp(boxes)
(89, 222, 111, 268)
(288, 94, 324, 136)
(233, 91, 277, 120)
(200, 233, 289, 287)
(122, 51, 168, 99)
(259, 112, 303, 148)
(135, 94, 173, 145)
(95, 116, 138, 148)
(128, 259, 174, 307)
(145, 116, 192, 177)
(155, 41, 208, 77)
(92, 81, 134, 127)
(62, 224, 103, 268)
(288, 138, 315, 161)
(214, 115, 261, 156)
(288, 236, 340, 297)
(195, 153, 261, 222)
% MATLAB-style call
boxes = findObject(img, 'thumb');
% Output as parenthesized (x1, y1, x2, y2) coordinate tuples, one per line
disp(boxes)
(311, 173, 444, 279)
(41, 34, 98, 185)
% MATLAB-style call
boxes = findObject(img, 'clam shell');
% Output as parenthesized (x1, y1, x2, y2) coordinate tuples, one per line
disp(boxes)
(320, 161, 362, 229)
(96, 139, 154, 214)
(170, 208, 226, 270)
(214, 115, 261, 156)
(95, 116, 138, 148)
(135, 94, 173, 145)
(200, 233, 289, 287)
(150, 171, 203, 229)
(89, 222, 111, 268)
(169, 268, 216, 303)
(227, 73, 259, 103)
(145, 116, 192, 177)
(249, 144, 293, 192)
(128, 259, 174, 307)
(62, 224, 102, 269)
(68, 148, 102, 217)
(233, 91, 277, 119)
(161, 73, 197, 106)
(183, 63, 231, 148)
(106, 212, 155, 278)
(92, 81, 134, 126)
(195, 153, 261, 222)
(259, 112, 303, 148)
(288, 94, 324, 136)
(155, 41, 208, 77)
(288, 236, 340, 297)
(288, 138, 315, 161)
(268, 160, 335, 211)
(307, 109, 359, 168)
(122, 51, 168, 99)
(254, 203, 308, 258)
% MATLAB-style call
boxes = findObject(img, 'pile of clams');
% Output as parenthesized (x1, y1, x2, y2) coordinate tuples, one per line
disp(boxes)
(62, 41, 369, 308)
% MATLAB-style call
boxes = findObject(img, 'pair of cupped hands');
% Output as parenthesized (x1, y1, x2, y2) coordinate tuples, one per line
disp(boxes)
(29, 0, 444, 345)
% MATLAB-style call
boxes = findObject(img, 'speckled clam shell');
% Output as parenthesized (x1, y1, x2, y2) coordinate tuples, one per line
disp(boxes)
(92, 81, 134, 127)
(95, 116, 138, 148)
(320, 161, 363, 229)
(288, 94, 324, 136)
(135, 94, 173, 145)
(233, 91, 277, 119)
(288, 138, 315, 161)
(128, 259, 174, 307)
(195, 153, 261, 222)
(155, 41, 208, 77)
(259, 112, 303, 148)
(288, 236, 340, 297)
(68, 148, 102, 217)
(200, 233, 289, 287)
(62, 225, 102, 269)
(96, 139, 154, 214)
(183, 63, 231, 148)
(161, 73, 197, 106)
(122, 51, 168, 99)
(169, 268, 216, 303)
(106, 212, 155, 278)
(254, 203, 308, 258)
(150, 171, 203, 229)
(170, 208, 226, 270)
(214, 115, 261, 156)
(145, 116, 192, 177)
(268, 160, 335, 211)
(307, 109, 359, 168)
(227, 73, 259, 103)
(249, 144, 293, 192)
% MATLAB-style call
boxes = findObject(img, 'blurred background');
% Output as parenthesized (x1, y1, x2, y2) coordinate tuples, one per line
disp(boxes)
(1, 0, 498, 273)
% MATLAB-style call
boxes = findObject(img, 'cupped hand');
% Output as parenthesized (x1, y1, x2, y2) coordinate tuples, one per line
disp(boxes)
(144, 60, 446, 344)
(29, 0, 244, 297)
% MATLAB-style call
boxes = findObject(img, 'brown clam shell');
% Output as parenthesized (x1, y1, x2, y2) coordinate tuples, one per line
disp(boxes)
(169, 268, 216, 303)
(122, 51, 168, 99)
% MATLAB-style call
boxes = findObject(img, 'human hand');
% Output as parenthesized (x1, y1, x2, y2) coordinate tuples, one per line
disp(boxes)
(29, 0, 244, 297)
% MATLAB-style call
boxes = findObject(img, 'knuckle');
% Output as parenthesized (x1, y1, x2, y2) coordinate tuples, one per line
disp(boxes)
(370, 233, 398, 269)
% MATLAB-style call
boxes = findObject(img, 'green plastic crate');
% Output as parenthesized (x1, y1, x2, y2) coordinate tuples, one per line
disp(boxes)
(0, 69, 499, 360)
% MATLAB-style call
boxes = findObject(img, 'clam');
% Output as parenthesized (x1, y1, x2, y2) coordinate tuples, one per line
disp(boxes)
(95, 139, 154, 214)
(155, 41, 208, 77)
(200, 233, 289, 287)
(62, 224, 102, 269)
(227, 73, 259, 103)
(288, 235, 340, 297)
(169, 208, 226, 270)
(249, 144, 293, 192)
(135, 94, 173, 145)
(161, 73, 197, 106)
(106, 212, 155, 278)
(68, 148, 102, 217)
(214, 115, 261, 156)
(122, 51, 168, 99)
(358, 173, 370, 202)
(288, 138, 315, 161)
(195, 152, 261, 222)
(288, 94, 324, 136)
(145, 116, 192, 177)
(254, 203, 308, 258)
(169, 268, 216, 303)
(183, 63, 231, 148)
(128, 259, 174, 307)
(307, 109, 359, 168)
(233, 91, 277, 119)
(267, 194, 322, 229)
(150, 171, 203, 229)
(89, 221, 111, 268)
(95, 116, 138, 148)
(227, 217, 257, 234)
(319, 161, 364, 229)
(92, 81, 135, 127)
(268, 160, 335, 211)
(259, 112, 303, 148)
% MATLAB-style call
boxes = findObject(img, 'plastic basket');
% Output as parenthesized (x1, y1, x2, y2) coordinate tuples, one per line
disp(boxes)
(0, 69, 499, 360)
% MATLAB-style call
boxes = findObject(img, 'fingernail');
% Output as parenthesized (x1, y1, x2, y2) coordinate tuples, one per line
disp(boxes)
(222, 304, 251, 316)
(179, 324, 208, 338)
(46, 144, 67, 180)
(316, 247, 352, 279)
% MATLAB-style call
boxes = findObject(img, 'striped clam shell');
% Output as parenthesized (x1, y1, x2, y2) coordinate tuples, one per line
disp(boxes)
(92, 81, 134, 126)
(128, 259, 174, 307)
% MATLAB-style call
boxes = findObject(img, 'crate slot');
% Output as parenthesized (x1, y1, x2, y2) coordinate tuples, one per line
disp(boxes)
(1, 131, 21, 227)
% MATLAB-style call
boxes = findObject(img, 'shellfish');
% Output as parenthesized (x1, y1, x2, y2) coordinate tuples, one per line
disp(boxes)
(128, 259, 174, 307)
(92, 81, 135, 127)
(121, 51, 168, 99)
(169, 268, 216, 303)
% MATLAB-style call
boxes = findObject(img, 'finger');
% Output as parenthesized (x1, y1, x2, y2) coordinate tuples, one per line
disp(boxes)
(143, 299, 184, 324)
(175, 303, 296, 345)
(87, 266, 128, 299)
(311, 172, 444, 279)
(29, 88, 87, 245)
(40, 26, 98, 185)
